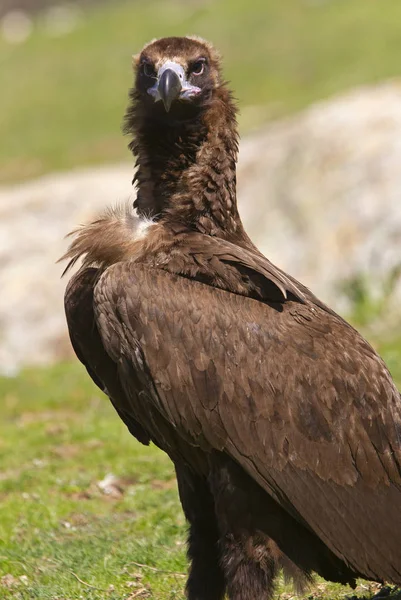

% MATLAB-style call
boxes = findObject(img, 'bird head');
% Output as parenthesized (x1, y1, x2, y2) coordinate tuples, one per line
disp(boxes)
(132, 36, 223, 120)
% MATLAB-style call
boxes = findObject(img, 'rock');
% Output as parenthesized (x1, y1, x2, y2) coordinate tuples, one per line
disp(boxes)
(0, 165, 133, 374)
(1, 81, 401, 374)
(238, 81, 401, 314)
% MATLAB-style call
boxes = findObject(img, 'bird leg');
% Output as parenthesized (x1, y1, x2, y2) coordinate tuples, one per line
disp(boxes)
(209, 453, 279, 600)
(175, 463, 226, 600)
(220, 532, 278, 600)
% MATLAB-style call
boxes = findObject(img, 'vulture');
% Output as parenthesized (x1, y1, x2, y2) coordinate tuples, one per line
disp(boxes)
(62, 36, 401, 600)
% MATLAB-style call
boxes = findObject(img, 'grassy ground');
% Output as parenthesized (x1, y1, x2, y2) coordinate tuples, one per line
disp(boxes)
(0, 335, 400, 599)
(0, 363, 186, 599)
(2, 0, 401, 183)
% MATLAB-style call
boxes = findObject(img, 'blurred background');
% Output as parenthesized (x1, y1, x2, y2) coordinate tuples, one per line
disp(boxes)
(1, 1, 401, 598)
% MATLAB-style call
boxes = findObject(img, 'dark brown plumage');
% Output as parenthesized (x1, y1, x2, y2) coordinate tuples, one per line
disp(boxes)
(62, 37, 401, 600)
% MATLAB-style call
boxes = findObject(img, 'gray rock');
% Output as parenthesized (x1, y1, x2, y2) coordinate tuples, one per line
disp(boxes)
(0, 166, 133, 374)
(238, 81, 401, 311)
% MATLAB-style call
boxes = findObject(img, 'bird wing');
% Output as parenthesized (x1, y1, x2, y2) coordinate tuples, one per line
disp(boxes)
(93, 260, 401, 584)
(64, 267, 151, 445)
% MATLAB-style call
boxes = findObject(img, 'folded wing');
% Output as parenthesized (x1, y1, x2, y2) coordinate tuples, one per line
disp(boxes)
(93, 261, 401, 584)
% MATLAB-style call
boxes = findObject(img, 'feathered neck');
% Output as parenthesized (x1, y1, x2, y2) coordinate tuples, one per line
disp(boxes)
(124, 86, 249, 244)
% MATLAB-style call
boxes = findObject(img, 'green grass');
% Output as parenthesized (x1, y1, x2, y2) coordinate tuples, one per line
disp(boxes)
(2, 0, 401, 183)
(0, 363, 186, 599)
(0, 335, 401, 598)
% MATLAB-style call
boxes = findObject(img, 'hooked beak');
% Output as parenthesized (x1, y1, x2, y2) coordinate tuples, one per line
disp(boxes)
(158, 69, 182, 112)
(147, 60, 201, 112)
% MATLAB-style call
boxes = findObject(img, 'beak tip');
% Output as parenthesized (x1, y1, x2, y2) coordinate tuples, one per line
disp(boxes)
(158, 68, 182, 113)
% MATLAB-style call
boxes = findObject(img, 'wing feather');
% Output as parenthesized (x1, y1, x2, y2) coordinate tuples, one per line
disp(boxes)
(64, 267, 151, 445)
(93, 262, 401, 583)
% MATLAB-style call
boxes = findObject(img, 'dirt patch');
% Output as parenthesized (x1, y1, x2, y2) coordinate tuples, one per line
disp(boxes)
(51, 444, 80, 459)
(150, 478, 177, 491)
(18, 409, 79, 427)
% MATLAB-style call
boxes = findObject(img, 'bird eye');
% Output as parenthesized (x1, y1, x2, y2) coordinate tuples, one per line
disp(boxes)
(142, 62, 156, 78)
(191, 59, 206, 76)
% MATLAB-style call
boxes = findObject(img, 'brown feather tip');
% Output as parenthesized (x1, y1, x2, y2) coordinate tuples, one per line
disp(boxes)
(59, 203, 154, 276)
